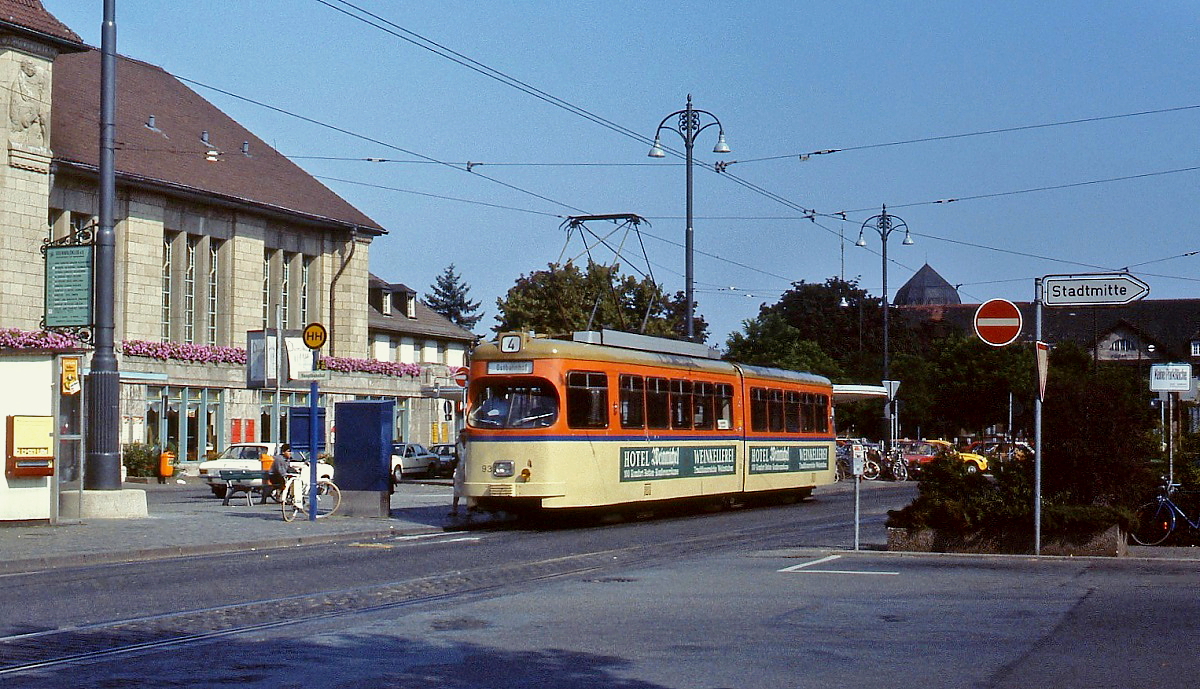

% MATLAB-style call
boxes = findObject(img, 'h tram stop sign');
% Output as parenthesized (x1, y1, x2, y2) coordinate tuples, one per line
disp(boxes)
(302, 323, 327, 350)
(974, 299, 1022, 347)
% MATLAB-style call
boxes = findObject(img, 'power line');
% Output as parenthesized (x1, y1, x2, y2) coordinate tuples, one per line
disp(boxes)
(315, 0, 656, 149)
(314, 175, 565, 218)
(172, 74, 590, 216)
(724, 104, 1200, 166)
(150, 15, 1199, 305)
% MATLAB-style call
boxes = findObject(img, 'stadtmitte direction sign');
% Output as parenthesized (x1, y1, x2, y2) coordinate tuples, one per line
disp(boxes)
(1043, 273, 1149, 307)
(974, 298, 1022, 347)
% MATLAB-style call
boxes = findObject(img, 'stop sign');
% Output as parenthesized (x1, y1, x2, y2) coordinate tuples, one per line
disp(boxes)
(974, 299, 1022, 346)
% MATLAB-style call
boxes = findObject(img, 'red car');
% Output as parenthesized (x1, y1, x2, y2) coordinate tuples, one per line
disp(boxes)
(895, 439, 988, 474)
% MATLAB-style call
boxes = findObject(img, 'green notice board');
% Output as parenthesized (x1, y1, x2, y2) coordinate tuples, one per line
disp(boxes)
(44, 245, 93, 327)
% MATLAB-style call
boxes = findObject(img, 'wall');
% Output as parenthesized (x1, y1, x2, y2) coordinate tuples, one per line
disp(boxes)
(0, 354, 54, 521)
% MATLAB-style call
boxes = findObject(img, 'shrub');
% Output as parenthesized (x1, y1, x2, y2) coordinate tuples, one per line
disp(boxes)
(887, 455, 1129, 541)
(122, 442, 160, 478)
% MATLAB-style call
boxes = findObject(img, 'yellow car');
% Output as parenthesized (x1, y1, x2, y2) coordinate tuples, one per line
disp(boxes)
(896, 439, 989, 474)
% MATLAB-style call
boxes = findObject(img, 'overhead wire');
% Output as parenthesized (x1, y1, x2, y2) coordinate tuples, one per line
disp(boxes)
(723, 104, 1200, 167)
(167, 3, 1198, 304)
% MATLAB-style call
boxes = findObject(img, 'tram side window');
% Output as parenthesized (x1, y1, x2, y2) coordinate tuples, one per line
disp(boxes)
(784, 391, 802, 433)
(768, 389, 785, 432)
(646, 377, 671, 429)
(806, 393, 829, 433)
(671, 380, 693, 429)
(750, 387, 769, 432)
(715, 384, 734, 430)
(567, 371, 609, 429)
(619, 375, 645, 429)
(799, 393, 815, 432)
(693, 382, 714, 430)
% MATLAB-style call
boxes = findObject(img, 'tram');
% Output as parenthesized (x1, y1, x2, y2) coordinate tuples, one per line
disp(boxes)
(462, 330, 835, 514)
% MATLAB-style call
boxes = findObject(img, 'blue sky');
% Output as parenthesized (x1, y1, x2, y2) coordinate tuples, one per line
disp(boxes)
(44, 1, 1200, 346)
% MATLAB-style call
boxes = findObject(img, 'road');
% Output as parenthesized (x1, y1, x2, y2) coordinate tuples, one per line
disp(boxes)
(2, 480, 1197, 688)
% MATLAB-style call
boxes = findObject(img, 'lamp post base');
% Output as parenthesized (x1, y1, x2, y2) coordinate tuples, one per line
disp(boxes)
(59, 489, 148, 519)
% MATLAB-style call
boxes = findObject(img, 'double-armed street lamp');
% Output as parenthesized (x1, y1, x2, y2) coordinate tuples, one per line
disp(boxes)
(856, 205, 913, 449)
(855, 205, 913, 383)
(649, 95, 730, 341)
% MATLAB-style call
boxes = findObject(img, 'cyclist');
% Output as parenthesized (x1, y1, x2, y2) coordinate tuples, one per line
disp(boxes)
(268, 443, 293, 497)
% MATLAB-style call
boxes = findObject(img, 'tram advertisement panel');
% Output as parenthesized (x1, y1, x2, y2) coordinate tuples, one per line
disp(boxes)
(619, 445, 736, 481)
(748, 445, 830, 474)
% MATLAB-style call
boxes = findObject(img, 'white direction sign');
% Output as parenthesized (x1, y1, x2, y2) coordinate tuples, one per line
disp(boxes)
(1043, 273, 1149, 307)
(1150, 363, 1192, 392)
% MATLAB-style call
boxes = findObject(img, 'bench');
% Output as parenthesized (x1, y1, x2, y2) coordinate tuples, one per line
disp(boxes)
(216, 469, 272, 506)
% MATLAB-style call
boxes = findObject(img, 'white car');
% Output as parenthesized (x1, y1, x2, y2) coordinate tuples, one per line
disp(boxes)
(390, 443, 439, 483)
(198, 443, 334, 498)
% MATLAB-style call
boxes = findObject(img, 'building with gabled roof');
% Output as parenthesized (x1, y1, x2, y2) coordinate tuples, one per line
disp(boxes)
(0, 1, 467, 483)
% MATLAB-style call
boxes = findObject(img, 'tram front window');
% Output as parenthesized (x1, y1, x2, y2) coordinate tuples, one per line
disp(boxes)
(469, 381, 558, 429)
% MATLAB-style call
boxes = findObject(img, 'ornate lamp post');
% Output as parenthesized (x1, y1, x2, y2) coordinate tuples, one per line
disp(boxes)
(855, 205, 913, 382)
(856, 205, 913, 449)
(648, 95, 730, 341)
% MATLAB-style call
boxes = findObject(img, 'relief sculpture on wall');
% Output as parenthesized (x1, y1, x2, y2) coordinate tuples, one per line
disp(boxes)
(9, 59, 49, 148)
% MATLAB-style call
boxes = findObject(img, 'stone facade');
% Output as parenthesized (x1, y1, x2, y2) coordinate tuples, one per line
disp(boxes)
(0, 5, 476, 469)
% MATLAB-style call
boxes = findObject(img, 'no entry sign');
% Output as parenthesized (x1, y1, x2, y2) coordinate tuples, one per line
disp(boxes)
(974, 299, 1022, 347)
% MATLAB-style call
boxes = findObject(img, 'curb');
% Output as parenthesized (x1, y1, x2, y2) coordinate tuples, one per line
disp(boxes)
(0, 525, 427, 575)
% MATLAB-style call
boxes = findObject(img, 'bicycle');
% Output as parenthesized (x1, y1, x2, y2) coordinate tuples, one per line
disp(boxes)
(884, 448, 909, 482)
(280, 470, 341, 521)
(1130, 479, 1200, 546)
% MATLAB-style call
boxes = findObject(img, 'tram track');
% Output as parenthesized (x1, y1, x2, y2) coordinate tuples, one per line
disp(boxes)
(0, 511, 820, 677)
(0, 486, 907, 677)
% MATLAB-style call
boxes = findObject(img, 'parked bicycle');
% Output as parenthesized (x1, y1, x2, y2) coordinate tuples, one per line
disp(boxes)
(1130, 478, 1200, 546)
(883, 448, 909, 482)
(280, 469, 341, 521)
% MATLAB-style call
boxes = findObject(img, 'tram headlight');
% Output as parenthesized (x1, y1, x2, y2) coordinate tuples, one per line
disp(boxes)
(492, 460, 515, 478)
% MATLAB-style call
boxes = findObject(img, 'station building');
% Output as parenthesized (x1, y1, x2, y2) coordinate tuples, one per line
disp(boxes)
(0, 0, 474, 496)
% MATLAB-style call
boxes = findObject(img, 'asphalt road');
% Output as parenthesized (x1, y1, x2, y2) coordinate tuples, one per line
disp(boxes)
(3, 481, 1195, 688)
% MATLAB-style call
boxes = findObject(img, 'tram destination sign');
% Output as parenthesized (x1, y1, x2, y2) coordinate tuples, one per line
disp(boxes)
(1043, 273, 1149, 307)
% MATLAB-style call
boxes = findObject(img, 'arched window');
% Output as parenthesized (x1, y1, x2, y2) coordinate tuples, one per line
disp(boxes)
(1109, 338, 1135, 352)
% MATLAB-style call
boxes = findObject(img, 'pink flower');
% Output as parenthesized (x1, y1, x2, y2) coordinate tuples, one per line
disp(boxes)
(0, 328, 83, 351)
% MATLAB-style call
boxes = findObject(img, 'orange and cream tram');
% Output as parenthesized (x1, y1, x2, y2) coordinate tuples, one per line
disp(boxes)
(462, 330, 835, 514)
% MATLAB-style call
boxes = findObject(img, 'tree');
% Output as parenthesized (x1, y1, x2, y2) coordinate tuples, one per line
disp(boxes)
(725, 313, 842, 379)
(423, 264, 482, 330)
(493, 261, 707, 341)
(754, 276, 888, 384)
(1040, 342, 1158, 507)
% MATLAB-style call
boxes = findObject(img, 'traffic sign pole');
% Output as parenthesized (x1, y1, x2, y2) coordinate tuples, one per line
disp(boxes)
(1034, 280, 1043, 556)
(303, 323, 326, 522)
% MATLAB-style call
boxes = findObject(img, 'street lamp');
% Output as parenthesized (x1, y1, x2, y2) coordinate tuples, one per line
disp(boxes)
(855, 205, 913, 383)
(649, 95, 730, 341)
(856, 205, 912, 450)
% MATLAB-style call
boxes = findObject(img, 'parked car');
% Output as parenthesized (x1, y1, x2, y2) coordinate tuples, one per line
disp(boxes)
(428, 443, 459, 477)
(974, 441, 1033, 463)
(895, 439, 989, 475)
(391, 443, 440, 483)
(197, 443, 334, 498)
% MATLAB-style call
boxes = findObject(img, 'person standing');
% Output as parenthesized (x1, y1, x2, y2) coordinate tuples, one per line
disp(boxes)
(450, 430, 467, 518)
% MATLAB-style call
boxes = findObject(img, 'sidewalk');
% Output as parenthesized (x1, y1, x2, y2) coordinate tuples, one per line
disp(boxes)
(3, 479, 1196, 574)
(0, 478, 459, 575)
